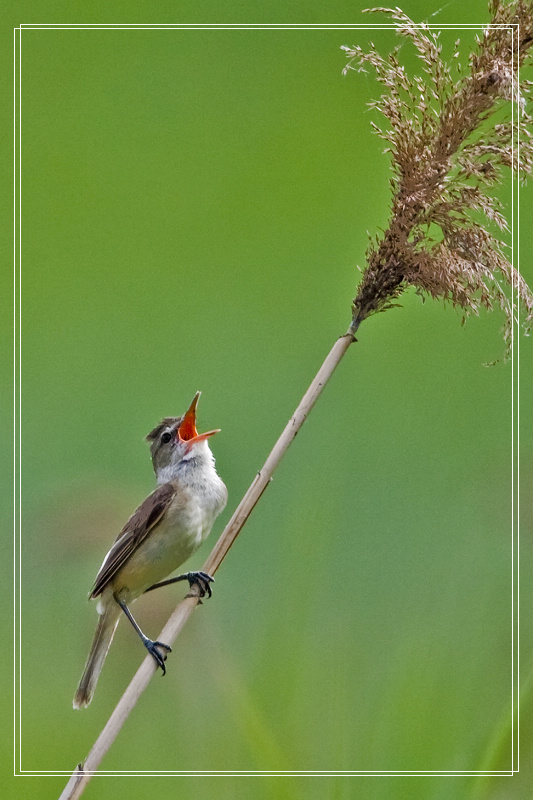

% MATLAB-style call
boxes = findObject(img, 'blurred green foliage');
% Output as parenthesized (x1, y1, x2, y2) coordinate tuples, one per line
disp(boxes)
(3, 0, 533, 798)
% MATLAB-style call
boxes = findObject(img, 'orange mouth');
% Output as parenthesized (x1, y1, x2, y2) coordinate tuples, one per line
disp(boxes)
(178, 392, 220, 445)
(178, 392, 200, 441)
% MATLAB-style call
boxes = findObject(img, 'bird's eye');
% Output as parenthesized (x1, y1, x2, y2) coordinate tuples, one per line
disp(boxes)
(161, 432, 172, 444)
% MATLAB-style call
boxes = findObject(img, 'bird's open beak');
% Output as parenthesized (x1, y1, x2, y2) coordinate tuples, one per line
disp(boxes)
(178, 391, 220, 445)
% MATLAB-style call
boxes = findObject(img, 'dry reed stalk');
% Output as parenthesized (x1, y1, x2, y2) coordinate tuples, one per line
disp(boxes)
(59, 333, 355, 799)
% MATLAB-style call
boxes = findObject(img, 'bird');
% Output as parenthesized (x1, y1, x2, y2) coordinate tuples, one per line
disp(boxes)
(73, 392, 227, 709)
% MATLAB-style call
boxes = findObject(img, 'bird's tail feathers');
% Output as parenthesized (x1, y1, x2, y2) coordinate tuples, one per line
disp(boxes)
(73, 601, 120, 709)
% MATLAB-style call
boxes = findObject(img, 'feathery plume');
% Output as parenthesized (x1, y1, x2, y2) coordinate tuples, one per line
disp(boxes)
(343, 0, 533, 357)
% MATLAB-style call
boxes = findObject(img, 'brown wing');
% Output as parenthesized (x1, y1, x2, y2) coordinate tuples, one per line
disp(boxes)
(90, 482, 176, 598)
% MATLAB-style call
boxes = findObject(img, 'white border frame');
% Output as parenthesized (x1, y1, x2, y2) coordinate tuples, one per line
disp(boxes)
(13, 20, 520, 779)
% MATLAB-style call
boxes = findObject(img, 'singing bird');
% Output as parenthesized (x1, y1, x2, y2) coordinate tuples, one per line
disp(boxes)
(73, 392, 227, 709)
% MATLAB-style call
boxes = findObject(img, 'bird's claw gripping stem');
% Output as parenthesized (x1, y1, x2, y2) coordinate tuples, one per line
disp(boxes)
(143, 637, 172, 675)
(186, 571, 214, 601)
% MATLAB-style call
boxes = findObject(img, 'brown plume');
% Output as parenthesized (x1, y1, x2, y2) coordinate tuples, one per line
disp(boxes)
(343, 0, 533, 358)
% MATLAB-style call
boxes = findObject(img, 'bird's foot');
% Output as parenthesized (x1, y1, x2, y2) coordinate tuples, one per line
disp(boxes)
(143, 637, 172, 675)
(185, 571, 215, 602)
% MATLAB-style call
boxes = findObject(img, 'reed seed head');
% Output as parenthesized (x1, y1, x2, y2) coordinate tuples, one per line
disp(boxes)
(343, 0, 533, 358)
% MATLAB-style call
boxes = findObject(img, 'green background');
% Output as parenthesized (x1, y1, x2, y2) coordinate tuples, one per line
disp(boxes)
(2, 0, 533, 798)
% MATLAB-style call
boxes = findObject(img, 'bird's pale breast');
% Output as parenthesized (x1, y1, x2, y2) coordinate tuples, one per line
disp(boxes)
(110, 487, 216, 601)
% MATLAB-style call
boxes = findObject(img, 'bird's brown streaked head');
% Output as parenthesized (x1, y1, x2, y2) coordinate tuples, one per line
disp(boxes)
(146, 393, 221, 476)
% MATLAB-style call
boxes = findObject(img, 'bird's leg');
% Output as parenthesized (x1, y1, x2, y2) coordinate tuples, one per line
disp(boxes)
(144, 571, 215, 600)
(114, 595, 172, 675)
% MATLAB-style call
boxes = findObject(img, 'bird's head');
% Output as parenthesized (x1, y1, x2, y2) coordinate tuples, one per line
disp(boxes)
(146, 392, 220, 480)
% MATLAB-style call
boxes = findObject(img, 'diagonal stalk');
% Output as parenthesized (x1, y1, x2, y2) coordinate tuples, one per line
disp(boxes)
(58, 329, 356, 800)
